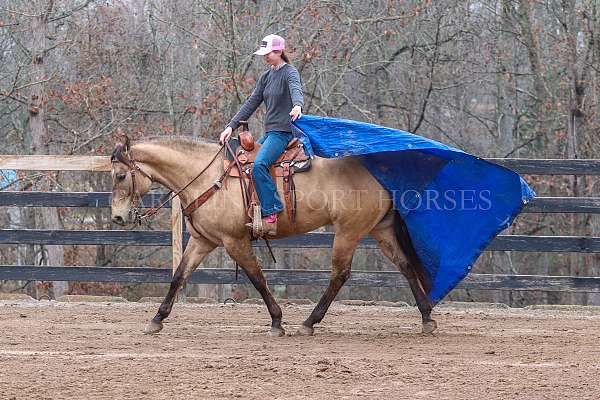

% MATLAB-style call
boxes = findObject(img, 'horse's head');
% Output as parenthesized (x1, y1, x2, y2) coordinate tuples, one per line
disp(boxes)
(110, 137, 153, 225)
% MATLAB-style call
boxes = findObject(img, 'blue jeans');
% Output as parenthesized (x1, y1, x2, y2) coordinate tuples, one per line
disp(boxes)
(254, 130, 294, 216)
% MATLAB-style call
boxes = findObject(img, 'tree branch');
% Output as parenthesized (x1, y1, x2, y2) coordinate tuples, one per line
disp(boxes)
(48, 0, 93, 23)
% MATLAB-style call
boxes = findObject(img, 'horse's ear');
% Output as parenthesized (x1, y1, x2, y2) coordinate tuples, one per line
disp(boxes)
(123, 135, 131, 153)
(110, 144, 122, 162)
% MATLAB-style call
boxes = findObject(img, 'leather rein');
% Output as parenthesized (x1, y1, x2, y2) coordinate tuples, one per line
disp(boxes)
(112, 143, 233, 224)
(113, 140, 277, 264)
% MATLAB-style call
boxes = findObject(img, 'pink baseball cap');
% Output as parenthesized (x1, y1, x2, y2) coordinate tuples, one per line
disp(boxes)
(253, 34, 285, 55)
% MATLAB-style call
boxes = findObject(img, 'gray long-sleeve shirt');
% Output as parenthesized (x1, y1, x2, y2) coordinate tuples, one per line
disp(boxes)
(227, 64, 304, 133)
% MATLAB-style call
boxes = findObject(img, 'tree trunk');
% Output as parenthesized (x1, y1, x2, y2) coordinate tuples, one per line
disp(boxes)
(563, 0, 586, 305)
(589, 0, 600, 306)
(495, 2, 517, 157)
(492, 1, 518, 306)
(26, 1, 67, 299)
(518, 0, 550, 140)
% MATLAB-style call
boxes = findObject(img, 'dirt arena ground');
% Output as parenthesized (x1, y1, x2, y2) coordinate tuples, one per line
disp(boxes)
(0, 300, 599, 400)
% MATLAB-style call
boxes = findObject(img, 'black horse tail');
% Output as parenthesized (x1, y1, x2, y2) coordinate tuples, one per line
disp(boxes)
(392, 211, 432, 294)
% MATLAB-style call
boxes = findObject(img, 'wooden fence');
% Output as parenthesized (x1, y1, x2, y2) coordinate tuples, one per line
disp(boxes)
(0, 155, 599, 293)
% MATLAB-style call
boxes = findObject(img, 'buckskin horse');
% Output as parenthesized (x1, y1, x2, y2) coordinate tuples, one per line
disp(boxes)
(110, 135, 436, 336)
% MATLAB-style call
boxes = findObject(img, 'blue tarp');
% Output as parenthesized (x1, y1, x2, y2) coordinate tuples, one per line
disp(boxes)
(291, 115, 535, 304)
(0, 170, 17, 190)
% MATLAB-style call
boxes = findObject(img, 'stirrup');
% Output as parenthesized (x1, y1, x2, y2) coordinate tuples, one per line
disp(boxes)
(252, 205, 262, 236)
(243, 205, 264, 237)
(245, 221, 277, 237)
(244, 205, 277, 237)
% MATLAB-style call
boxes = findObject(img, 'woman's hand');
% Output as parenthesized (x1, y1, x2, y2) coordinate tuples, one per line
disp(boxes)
(289, 105, 302, 121)
(219, 126, 233, 144)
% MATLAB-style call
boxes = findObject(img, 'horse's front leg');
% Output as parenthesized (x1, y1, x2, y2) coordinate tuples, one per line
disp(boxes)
(297, 234, 359, 336)
(223, 238, 285, 337)
(144, 236, 216, 334)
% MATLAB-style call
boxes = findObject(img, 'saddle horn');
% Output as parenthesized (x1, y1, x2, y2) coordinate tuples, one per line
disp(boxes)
(238, 120, 255, 151)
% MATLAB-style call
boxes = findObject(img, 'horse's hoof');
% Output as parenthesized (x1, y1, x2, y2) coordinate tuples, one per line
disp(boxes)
(422, 320, 437, 334)
(144, 320, 163, 335)
(267, 327, 286, 338)
(296, 324, 314, 336)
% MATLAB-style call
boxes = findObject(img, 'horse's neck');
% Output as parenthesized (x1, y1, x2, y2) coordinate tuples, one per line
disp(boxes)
(132, 142, 222, 199)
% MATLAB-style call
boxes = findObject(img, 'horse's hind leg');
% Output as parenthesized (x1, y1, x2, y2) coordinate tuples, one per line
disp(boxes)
(222, 238, 285, 337)
(297, 234, 359, 336)
(144, 236, 216, 334)
(370, 223, 437, 334)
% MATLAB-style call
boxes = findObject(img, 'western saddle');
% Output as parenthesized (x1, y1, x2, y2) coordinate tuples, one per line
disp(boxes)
(223, 121, 311, 237)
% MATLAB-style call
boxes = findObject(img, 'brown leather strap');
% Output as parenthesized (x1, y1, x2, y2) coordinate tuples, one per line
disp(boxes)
(246, 173, 259, 219)
(282, 162, 293, 222)
(183, 161, 234, 216)
(183, 185, 220, 216)
(281, 144, 302, 224)
(135, 143, 225, 221)
(291, 174, 297, 222)
(227, 141, 251, 216)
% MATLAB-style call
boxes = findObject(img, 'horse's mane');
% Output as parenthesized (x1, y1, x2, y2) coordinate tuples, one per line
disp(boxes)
(142, 135, 219, 151)
(111, 135, 219, 163)
(144, 135, 219, 145)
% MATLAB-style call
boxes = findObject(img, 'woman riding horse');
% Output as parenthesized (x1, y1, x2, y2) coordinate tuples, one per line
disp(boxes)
(219, 34, 304, 237)
(110, 35, 438, 337)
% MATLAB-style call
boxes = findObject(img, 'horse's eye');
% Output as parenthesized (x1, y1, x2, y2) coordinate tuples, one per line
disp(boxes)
(116, 173, 126, 182)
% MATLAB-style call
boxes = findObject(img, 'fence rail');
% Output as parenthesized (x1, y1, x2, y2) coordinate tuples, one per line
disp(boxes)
(1, 155, 599, 293)
(2, 192, 600, 213)
(1, 266, 599, 292)
(1, 230, 599, 253)
(2, 155, 600, 174)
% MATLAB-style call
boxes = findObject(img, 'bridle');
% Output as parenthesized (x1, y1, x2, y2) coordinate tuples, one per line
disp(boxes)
(111, 147, 155, 224)
(111, 140, 277, 263)
(111, 143, 226, 224)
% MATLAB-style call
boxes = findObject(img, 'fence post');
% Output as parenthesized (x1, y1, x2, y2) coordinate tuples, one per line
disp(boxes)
(171, 197, 182, 274)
